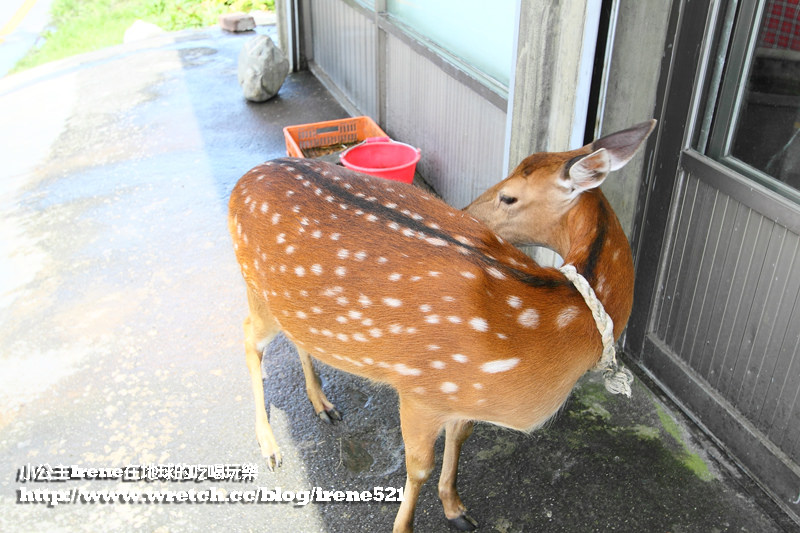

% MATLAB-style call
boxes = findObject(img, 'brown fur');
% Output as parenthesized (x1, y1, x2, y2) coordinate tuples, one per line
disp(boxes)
(227, 119, 654, 533)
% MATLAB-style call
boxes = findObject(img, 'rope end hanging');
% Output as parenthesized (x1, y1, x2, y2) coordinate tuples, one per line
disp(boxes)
(559, 264, 634, 398)
(603, 366, 634, 397)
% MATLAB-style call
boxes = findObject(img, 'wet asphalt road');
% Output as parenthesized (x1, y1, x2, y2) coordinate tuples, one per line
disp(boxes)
(0, 27, 794, 533)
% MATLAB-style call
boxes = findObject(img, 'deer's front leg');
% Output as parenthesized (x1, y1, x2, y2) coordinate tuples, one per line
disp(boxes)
(438, 419, 477, 530)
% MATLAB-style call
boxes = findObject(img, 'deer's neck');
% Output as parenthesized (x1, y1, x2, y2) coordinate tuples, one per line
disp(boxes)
(560, 191, 634, 339)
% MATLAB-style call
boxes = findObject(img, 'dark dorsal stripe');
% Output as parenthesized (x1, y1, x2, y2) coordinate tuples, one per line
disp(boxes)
(273, 158, 570, 290)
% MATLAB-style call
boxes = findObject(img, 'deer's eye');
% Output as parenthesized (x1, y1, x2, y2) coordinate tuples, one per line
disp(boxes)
(499, 194, 518, 206)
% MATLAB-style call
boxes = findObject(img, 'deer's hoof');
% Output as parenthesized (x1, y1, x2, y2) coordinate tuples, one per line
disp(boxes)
(448, 512, 478, 531)
(318, 407, 342, 424)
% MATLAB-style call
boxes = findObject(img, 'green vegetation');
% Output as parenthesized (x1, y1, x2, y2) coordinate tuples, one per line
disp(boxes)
(13, 0, 274, 73)
(655, 403, 715, 481)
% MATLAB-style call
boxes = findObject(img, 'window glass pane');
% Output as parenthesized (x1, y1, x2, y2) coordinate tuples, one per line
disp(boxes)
(386, 0, 516, 86)
(730, 0, 800, 190)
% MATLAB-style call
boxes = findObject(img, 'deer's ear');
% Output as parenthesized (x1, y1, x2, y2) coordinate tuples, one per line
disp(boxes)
(567, 148, 610, 191)
(592, 119, 656, 171)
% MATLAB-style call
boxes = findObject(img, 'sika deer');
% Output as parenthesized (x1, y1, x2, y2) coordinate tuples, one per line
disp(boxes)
(228, 119, 656, 532)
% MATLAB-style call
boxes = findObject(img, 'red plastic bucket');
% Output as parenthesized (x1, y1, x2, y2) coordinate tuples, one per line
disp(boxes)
(340, 137, 421, 183)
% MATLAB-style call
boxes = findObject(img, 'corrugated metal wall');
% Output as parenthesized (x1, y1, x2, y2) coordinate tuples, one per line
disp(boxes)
(383, 33, 507, 208)
(310, 0, 378, 119)
(652, 163, 800, 465)
(307, 0, 507, 208)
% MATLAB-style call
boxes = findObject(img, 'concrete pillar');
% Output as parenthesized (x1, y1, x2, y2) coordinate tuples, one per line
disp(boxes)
(505, 0, 594, 264)
(505, 0, 593, 172)
(597, 1, 671, 236)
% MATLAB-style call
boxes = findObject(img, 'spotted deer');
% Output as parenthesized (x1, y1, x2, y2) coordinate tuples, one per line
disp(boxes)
(228, 119, 656, 532)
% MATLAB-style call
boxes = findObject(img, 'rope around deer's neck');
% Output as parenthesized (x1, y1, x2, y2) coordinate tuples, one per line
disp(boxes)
(558, 264, 633, 397)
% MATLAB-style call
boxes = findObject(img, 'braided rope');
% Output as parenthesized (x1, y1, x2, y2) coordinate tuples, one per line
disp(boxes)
(558, 264, 633, 397)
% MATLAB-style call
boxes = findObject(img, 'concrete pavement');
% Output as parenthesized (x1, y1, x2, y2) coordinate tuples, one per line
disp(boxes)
(0, 26, 795, 532)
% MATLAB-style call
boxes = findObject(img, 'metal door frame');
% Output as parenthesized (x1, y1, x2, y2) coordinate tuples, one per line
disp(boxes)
(626, 0, 800, 523)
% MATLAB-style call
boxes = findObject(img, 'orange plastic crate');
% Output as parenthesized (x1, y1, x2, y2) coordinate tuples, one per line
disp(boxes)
(283, 116, 387, 158)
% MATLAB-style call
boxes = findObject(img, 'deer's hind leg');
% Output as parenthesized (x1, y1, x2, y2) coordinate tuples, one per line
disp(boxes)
(243, 287, 283, 470)
(296, 347, 342, 423)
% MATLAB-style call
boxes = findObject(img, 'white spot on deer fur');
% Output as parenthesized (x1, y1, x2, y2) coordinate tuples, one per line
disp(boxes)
(285, 245, 296, 254)
(389, 273, 402, 281)
(452, 354, 468, 363)
(402, 228, 416, 238)
(336, 296, 349, 306)
(389, 324, 403, 334)
(469, 317, 489, 332)
(336, 316, 348, 324)
(419, 304, 432, 312)
(331, 233, 341, 241)
(385, 202, 398, 209)
(394, 363, 422, 376)
(296, 311, 307, 319)
(426, 237, 448, 246)
(311, 306, 322, 314)
(354, 251, 367, 261)
(244, 196, 251, 205)
(358, 294, 372, 307)
(337, 249, 349, 259)
(429, 271, 441, 277)
(461, 271, 476, 279)
(366, 214, 378, 222)
(294, 266, 305, 277)
(388, 222, 400, 231)
(348, 310, 363, 320)
(487, 267, 506, 280)
(312, 230, 322, 239)
(378, 257, 389, 264)
(413, 387, 425, 395)
(518, 309, 539, 328)
(336, 333, 349, 342)
(428, 222, 441, 230)
(612, 248, 621, 262)
(369, 328, 382, 338)
(455, 235, 473, 246)
(507, 295, 522, 309)
(427, 344, 440, 351)
(323, 286, 343, 297)
(431, 361, 445, 369)
(425, 315, 440, 324)
(353, 333, 368, 342)
(335, 266, 347, 277)
(481, 358, 520, 373)
(447, 316, 462, 324)
(311, 264, 323, 275)
(557, 306, 580, 328)
(362, 357, 374, 364)
(260, 202, 268, 213)
(383, 297, 402, 307)
(596, 274, 607, 296)
(362, 318, 374, 327)
(473, 383, 483, 390)
(309, 327, 319, 335)
(440, 382, 458, 394)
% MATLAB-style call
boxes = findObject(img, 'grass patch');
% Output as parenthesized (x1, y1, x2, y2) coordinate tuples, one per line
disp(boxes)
(13, 0, 274, 73)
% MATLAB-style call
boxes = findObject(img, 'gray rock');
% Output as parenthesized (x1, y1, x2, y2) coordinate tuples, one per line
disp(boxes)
(237, 35, 289, 102)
